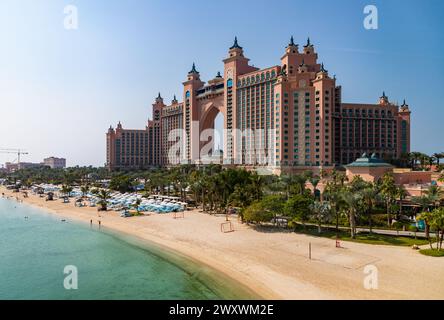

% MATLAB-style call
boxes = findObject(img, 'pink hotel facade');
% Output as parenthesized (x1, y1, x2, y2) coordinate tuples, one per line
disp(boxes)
(106, 37, 411, 172)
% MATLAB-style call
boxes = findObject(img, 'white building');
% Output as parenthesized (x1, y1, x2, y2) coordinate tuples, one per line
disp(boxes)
(43, 157, 66, 169)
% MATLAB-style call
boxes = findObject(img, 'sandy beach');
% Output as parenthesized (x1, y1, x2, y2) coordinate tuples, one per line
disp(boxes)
(2, 186, 444, 300)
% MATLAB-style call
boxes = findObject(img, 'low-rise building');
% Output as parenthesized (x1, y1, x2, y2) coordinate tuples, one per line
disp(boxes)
(43, 157, 66, 169)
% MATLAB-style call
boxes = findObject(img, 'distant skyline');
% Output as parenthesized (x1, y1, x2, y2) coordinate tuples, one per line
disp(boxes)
(1, 0, 443, 167)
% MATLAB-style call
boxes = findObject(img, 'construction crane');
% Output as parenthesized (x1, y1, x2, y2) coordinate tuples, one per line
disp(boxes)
(0, 148, 29, 163)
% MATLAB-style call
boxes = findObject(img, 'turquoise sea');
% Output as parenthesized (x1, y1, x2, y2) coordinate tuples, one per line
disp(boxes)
(0, 197, 252, 300)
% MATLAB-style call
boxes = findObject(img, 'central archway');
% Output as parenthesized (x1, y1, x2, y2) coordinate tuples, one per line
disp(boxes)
(199, 102, 225, 164)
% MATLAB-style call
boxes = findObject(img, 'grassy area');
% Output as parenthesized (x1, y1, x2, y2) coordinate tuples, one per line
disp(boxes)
(293, 225, 430, 247)
(419, 249, 444, 257)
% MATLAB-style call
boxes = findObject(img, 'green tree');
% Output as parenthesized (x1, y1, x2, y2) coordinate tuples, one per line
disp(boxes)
(309, 201, 331, 233)
(61, 185, 73, 198)
(418, 209, 444, 250)
(109, 175, 134, 193)
(97, 189, 111, 211)
(284, 194, 312, 228)
(361, 186, 380, 233)
(80, 185, 90, 198)
(243, 202, 274, 224)
(424, 185, 443, 208)
(260, 194, 285, 225)
(132, 198, 142, 215)
(341, 190, 362, 239)
(379, 173, 398, 227)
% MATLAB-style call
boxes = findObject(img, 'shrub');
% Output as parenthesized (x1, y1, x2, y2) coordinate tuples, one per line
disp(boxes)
(243, 202, 273, 224)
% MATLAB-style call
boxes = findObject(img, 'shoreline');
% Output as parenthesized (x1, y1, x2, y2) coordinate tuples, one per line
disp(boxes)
(0, 188, 270, 299)
(2, 186, 444, 299)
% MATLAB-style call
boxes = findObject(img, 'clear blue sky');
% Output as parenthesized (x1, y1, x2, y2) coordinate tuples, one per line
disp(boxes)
(0, 0, 443, 167)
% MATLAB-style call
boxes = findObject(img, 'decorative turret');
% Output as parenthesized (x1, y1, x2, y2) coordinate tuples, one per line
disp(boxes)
(400, 99, 410, 112)
(227, 36, 245, 58)
(186, 62, 201, 82)
(303, 37, 314, 54)
(172, 95, 178, 104)
(156, 92, 163, 103)
(379, 91, 389, 105)
(230, 36, 243, 50)
(320, 63, 327, 73)
(298, 59, 308, 73)
(188, 63, 199, 75)
(287, 36, 297, 48)
(315, 63, 330, 80)
(283, 35, 299, 57)
(108, 125, 115, 134)
(117, 121, 122, 130)
(304, 37, 312, 47)
(208, 71, 224, 85)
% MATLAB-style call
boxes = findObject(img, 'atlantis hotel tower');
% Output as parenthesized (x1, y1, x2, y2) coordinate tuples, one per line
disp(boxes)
(106, 37, 411, 173)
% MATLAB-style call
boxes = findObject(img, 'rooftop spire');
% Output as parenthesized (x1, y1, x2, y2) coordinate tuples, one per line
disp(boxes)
(189, 62, 198, 74)
(320, 63, 327, 73)
(304, 37, 312, 47)
(216, 71, 222, 78)
(288, 35, 296, 47)
(230, 36, 243, 50)
(157, 92, 162, 99)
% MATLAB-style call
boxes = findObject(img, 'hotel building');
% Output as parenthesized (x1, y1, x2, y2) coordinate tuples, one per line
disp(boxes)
(43, 157, 66, 169)
(106, 37, 411, 172)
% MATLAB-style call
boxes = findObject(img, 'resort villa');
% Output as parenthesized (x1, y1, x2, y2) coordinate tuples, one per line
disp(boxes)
(306, 153, 443, 207)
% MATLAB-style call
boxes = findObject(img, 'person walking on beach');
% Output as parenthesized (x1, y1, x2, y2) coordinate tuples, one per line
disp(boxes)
(90, 219, 93, 227)
(98, 220, 101, 229)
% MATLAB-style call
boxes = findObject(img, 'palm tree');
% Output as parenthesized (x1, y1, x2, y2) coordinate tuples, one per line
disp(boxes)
(431, 208, 444, 250)
(412, 195, 432, 211)
(97, 189, 111, 211)
(424, 185, 443, 208)
(419, 153, 431, 170)
(408, 152, 422, 170)
(396, 186, 407, 217)
(433, 153, 444, 168)
(412, 195, 432, 239)
(280, 174, 294, 199)
(341, 190, 362, 239)
(293, 174, 309, 196)
(132, 198, 142, 215)
(323, 182, 343, 232)
(361, 186, 379, 233)
(80, 185, 90, 198)
(417, 211, 435, 249)
(61, 185, 73, 198)
(379, 173, 398, 227)
(309, 201, 331, 233)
